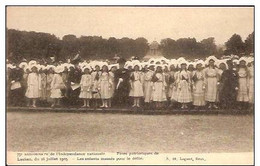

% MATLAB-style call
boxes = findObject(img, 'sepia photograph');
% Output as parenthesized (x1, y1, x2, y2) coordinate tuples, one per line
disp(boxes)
(6, 6, 254, 165)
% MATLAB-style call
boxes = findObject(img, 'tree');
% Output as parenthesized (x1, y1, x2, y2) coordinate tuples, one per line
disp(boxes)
(160, 38, 177, 58)
(59, 34, 80, 60)
(134, 37, 149, 58)
(225, 34, 245, 56)
(200, 37, 217, 55)
(244, 32, 254, 54)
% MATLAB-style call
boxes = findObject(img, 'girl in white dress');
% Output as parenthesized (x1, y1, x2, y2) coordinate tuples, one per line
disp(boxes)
(143, 65, 154, 107)
(192, 61, 206, 109)
(50, 66, 65, 107)
(151, 65, 167, 108)
(98, 64, 113, 108)
(169, 65, 179, 105)
(79, 66, 92, 107)
(176, 61, 192, 109)
(108, 65, 117, 107)
(163, 65, 170, 107)
(130, 64, 144, 107)
(91, 64, 102, 107)
(25, 65, 41, 107)
(46, 66, 54, 103)
(204, 57, 219, 109)
(237, 58, 249, 109)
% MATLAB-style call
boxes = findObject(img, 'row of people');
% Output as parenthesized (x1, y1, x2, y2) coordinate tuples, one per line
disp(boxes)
(7, 55, 254, 110)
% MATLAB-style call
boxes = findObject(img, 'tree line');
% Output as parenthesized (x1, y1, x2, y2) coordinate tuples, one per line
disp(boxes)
(7, 29, 254, 63)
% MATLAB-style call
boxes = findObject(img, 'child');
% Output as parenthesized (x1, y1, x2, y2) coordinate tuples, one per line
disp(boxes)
(46, 66, 55, 104)
(39, 66, 47, 106)
(169, 63, 179, 108)
(237, 57, 249, 110)
(50, 66, 65, 107)
(204, 56, 219, 109)
(25, 65, 41, 107)
(151, 65, 167, 108)
(79, 66, 92, 107)
(192, 61, 206, 109)
(176, 61, 192, 109)
(108, 64, 117, 107)
(130, 64, 144, 107)
(163, 65, 170, 107)
(91, 64, 102, 107)
(143, 65, 154, 108)
(98, 64, 113, 108)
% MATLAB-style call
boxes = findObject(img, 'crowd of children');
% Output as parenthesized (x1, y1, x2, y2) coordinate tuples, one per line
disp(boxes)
(7, 55, 254, 110)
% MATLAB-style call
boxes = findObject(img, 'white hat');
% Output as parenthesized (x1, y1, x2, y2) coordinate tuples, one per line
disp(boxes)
(28, 60, 37, 66)
(19, 62, 28, 69)
(239, 57, 248, 65)
(82, 65, 92, 72)
(247, 57, 254, 63)
(233, 59, 239, 64)
(7, 64, 15, 69)
(169, 59, 177, 68)
(46, 65, 55, 70)
(124, 61, 133, 69)
(216, 59, 227, 69)
(108, 63, 119, 70)
(177, 57, 185, 63)
(133, 62, 142, 70)
(23, 66, 30, 72)
(177, 59, 188, 68)
(188, 62, 195, 67)
(154, 64, 163, 70)
(205, 55, 218, 64)
(55, 66, 64, 73)
(29, 64, 38, 70)
(148, 58, 155, 64)
(148, 64, 155, 68)
(195, 60, 205, 68)
(100, 62, 109, 68)
(89, 61, 99, 69)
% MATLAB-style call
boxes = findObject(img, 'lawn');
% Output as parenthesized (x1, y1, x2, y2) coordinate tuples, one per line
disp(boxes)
(7, 111, 253, 153)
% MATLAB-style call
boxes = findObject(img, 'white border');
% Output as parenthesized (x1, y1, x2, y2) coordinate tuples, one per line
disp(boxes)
(1, 1, 258, 165)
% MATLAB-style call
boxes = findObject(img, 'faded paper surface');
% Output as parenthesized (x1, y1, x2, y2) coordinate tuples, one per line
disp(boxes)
(7, 151, 253, 165)
(6, 6, 254, 165)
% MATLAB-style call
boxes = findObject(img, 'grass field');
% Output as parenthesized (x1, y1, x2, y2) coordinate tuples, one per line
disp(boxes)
(7, 111, 253, 153)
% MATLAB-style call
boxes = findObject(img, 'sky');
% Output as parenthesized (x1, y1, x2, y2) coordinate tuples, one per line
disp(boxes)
(6, 7, 254, 45)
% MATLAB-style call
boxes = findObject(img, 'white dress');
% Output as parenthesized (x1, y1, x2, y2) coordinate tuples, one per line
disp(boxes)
(237, 68, 249, 102)
(109, 72, 115, 98)
(204, 67, 218, 102)
(192, 70, 206, 106)
(248, 66, 254, 103)
(130, 71, 144, 97)
(143, 70, 154, 102)
(170, 72, 178, 102)
(50, 74, 64, 99)
(46, 73, 54, 101)
(79, 74, 92, 99)
(151, 73, 167, 102)
(91, 71, 102, 99)
(98, 72, 113, 99)
(25, 72, 40, 98)
(176, 70, 192, 103)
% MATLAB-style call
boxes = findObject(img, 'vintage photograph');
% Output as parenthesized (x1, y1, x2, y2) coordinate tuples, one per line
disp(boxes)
(6, 6, 254, 165)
